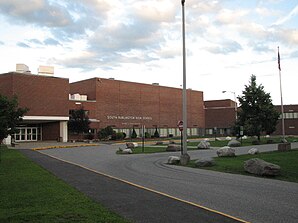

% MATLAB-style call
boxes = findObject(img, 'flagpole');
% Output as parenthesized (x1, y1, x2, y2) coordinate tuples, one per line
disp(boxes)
(278, 46, 286, 142)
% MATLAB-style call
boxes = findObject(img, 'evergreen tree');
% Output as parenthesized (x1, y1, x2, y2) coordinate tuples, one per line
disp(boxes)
(131, 127, 137, 138)
(236, 75, 279, 140)
(154, 127, 160, 138)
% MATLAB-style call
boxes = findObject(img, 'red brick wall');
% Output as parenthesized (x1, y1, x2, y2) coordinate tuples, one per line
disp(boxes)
(205, 99, 236, 108)
(274, 105, 298, 135)
(70, 78, 97, 100)
(94, 79, 205, 129)
(4, 73, 69, 117)
(0, 73, 13, 97)
(42, 122, 60, 140)
(205, 107, 236, 128)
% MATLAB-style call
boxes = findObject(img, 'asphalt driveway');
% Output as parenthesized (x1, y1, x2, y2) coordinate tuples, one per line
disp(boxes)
(20, 143, 298, 223)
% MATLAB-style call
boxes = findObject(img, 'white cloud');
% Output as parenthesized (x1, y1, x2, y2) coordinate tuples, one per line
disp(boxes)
(274, 4, 298, 25)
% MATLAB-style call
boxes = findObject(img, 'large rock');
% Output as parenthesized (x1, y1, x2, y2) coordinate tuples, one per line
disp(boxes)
(197, 140, 210, 149)
(167, 156, 180, 165)
(228, 139, 241, 147)
(126, 142, 138, 149)
(195, 158, 215, 167)
(216, 146, 236, 157)
(225, 136, 232, 140)
(166, 144, 181, 152)
(244, 158, 280, 176)
(121, 148, 133, 154)
(248, 148, 259, 155)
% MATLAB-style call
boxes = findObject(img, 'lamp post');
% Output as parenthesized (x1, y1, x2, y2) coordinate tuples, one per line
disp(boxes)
(180, 0, 189, 165)
(222, 90, 237, 120)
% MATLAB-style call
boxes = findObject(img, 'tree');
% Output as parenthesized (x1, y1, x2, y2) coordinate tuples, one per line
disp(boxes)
(154, 127, 160, 138)
(68, 108, 90, 134)
(97, 126, 115, 140)
(0, 95, 28, 142)
(131, 127, 137, 138)
(236, 75, 279, 140)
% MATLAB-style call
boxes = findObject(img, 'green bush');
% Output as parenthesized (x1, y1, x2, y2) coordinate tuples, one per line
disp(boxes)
(252, 140, 261, 145)
(85, 133, 94, 140)
(115, 132, 125, 140)
(145, 132, 151, 138)
(266, 139, 274, 144)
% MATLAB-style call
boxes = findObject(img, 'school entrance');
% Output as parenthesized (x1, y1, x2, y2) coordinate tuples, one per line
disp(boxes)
(14, 127, 42, 142)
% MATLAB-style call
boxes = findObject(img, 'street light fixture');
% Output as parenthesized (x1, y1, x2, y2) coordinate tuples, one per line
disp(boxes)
(222, 90, 237, 120)
(180, 0, 189, 165)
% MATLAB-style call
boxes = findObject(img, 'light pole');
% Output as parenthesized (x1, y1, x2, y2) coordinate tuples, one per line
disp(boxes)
(180, 0, 189, 165)
(222, 90, 237, 120)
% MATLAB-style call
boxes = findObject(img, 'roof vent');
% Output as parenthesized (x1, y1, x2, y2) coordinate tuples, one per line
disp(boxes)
(152, 83, 159, 86)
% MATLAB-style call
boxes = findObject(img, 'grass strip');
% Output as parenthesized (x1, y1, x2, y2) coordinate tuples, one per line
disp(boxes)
(0, 146, 129, 223)
(188, 149, 298, 183)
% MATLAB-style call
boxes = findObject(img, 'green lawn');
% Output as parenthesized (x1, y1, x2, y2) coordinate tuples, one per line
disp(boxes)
(0, 146, 129, 223)
(187, 136, 298, 147)
(188, 149, 298, 183)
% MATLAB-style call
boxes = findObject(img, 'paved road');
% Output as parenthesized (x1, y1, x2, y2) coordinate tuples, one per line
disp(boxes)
(34, 143, 298, 223)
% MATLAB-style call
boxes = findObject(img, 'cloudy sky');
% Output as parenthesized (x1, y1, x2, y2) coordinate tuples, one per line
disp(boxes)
(0, 0, 297, 105)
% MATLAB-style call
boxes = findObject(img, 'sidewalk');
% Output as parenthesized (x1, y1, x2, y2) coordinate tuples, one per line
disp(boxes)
(20, 149, 242, 223)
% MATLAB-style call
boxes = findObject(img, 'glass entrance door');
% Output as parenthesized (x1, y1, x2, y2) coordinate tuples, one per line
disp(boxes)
(14, 127, 39, 142)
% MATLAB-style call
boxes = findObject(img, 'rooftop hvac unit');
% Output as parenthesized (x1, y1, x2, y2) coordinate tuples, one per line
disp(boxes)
(16, 64, 31, 74)
(38, 65, 54, 76)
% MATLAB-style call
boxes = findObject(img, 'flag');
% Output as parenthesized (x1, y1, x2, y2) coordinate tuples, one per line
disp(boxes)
(278, 47, 281, 71)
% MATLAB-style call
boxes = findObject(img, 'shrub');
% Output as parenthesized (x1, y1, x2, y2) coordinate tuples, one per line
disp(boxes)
(145, 132, 151, 138)
(85, 133, 94, 140)
(115, 132, 125, 140)
(267, 139, 274, 144)
(252, 140, 261, 145)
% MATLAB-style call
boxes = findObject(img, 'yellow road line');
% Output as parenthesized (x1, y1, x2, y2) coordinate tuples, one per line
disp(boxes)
(37, 150, 250, 223)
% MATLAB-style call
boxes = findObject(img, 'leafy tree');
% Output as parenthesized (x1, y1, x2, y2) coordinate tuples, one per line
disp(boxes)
(68, 109, 90, 134)
(236, 75, 279, 140)
(0, 95, 28, 142)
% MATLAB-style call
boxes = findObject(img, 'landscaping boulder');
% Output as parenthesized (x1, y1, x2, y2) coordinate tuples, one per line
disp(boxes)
(248, 148, 259, 155)
(126, 142, 138, 149)
(197, 140, 210, 149)
(166, 144, 181, 152)
(121, 148, 133, 154)
(244, 158, 280, 176)
(228, 139, 241, 147)
(216, 146, 236, 157)
(167, 156, 180, 165)
(225, 136, 232, 140)
(195, 158, 215, 167)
